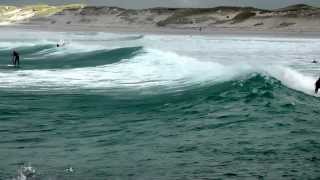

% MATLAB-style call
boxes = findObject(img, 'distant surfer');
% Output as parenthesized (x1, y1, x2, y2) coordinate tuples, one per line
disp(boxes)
(315, 77, 320, 94)
(312, 60, 318, 64)
(12, 50, 20, 66)
(56, 40, 66, 47)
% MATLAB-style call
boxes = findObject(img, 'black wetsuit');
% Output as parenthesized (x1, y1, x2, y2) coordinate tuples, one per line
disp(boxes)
(315, 78, 320, 94)
(12, 51, 19, 66)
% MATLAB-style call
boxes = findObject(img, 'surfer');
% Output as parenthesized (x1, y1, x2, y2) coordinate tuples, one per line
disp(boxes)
(315, 77, 320, 94)
(12, 50, 20, 66)
(56, 40, 65, 47)
(312, 60, 318, 64)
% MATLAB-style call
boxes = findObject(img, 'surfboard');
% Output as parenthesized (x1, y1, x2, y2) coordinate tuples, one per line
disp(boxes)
(0, 64, 19, 69)
(6, 64, 19, 68)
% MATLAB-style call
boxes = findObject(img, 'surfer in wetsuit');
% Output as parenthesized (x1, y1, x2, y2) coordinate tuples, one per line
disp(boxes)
(315, 77, 320, 94)
(12, 50, 20, 66)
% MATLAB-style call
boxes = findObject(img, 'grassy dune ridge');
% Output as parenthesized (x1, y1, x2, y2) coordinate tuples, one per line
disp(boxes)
(0, 4, 84, 25)
(1, 3, 320, 32)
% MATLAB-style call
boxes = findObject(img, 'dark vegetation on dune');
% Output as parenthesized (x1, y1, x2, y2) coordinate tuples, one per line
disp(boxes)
(231, 11, 256, 24)
(275, 4, 315, 12)
(156, 6, 267, 26)
(154, 4, 320, 27)
(79, 6, 126, 16)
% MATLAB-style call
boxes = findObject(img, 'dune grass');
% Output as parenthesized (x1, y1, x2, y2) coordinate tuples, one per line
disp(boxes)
(24, 4, 84, 16)
(156, 7, 262, 26)
(0, 4, 84, 24)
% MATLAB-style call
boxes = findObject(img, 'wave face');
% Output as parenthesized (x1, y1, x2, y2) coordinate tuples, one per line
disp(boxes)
(0, 29, 320, 180)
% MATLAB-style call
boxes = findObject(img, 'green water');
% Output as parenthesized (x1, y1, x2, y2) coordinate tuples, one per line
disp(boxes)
(0, 30, 320, 179)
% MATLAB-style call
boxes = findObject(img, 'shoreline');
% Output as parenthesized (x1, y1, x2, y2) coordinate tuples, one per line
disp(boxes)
(3, 24, 320, 38)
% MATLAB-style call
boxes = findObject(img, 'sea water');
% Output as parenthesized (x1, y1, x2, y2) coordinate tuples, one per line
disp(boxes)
(0, 29, 319, 179)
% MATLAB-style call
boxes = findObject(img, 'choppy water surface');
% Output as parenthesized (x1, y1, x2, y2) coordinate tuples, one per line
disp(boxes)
(0, 29, 320, 179)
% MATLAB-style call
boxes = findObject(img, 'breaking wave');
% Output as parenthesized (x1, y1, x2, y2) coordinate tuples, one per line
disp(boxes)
(0, 41, 317, 97)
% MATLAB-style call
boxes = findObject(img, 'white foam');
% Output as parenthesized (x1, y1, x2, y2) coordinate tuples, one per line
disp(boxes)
(0, 30, 319, 96)
(0, 48, 253, 91)
(13, 164, 36, 180)
(262, 65, 318, 96)
(0, 42, 38, 50)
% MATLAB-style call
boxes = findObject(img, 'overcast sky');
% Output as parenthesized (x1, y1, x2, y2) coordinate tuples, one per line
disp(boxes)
(2, 0, 320, 9)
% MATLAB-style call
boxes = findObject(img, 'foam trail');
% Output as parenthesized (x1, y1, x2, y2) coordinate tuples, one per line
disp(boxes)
(263, 65, 318, 96)
(0, 42, 39, 50)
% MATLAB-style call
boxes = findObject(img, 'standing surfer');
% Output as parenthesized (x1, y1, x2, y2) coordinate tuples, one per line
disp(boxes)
(315, 77, 320, 94)
(12, 50, 20, 66)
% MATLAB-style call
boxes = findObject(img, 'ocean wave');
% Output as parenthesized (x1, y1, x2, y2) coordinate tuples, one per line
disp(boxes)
(0, 46, 142, 69)
(0, 47, 317, 98)
(0, 48, 250, 90)
(0, 32, 318, 98)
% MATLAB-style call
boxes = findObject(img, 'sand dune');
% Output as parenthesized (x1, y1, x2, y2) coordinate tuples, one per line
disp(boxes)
(0, 4, 84, 25)
(1, 4, 320, 33)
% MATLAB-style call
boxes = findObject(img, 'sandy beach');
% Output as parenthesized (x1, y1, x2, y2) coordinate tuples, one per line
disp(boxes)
(2, 23, 320, 41)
